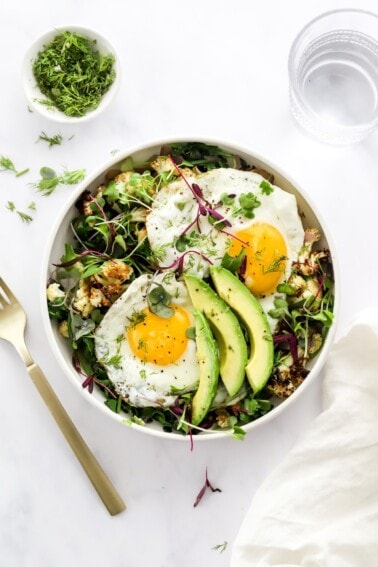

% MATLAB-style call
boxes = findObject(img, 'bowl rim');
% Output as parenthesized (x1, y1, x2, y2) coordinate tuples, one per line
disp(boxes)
(40, 135, 341, 442)
(22, 24, 121, 124)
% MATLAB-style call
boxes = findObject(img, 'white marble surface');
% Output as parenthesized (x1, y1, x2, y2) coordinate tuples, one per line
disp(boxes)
(1, 1, 378, 565)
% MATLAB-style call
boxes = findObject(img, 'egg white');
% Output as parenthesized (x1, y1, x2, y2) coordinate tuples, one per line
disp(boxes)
(146, 168, 305, 330)
(94, 273, 199, 408)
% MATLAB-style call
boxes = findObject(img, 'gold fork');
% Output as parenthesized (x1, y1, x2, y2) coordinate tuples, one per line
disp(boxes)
(0, 277, 125, 515)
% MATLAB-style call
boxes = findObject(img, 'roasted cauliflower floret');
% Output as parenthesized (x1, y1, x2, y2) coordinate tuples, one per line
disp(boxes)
(130, 207, 148, 223)
(46, 282, 65, 302)
(287, 273, 323, 310)
(150, 156, 175, 175)
(77, 186, 106, 216)
(94, 260, 133, 286)
(267, 353, 309, 398)
(114, 171, 133, 184)
(293, 228, 329, 276)
(73, 280, 108, 318)
(58, 320, 69, 338)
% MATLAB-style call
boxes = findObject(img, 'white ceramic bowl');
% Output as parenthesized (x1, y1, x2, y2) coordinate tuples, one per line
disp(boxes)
(41, 137, 340, 441)
(22, 25, 121, 124)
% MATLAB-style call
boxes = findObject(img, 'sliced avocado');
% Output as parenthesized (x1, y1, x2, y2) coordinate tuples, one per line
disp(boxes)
(191, 310, 220, 425)
(210, 266, 273, 393)
(184, 274, 247, 397)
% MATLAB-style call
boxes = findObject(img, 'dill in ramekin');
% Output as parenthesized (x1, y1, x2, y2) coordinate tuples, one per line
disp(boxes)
(32, 30, 116, 117)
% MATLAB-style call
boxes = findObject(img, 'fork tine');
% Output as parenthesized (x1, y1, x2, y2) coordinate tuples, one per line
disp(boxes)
(0, 277, 18, 304)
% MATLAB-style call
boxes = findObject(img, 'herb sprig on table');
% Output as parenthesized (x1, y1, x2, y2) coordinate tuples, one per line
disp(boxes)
(0, 155, 29, 177)
(32, 166, 86, 196)
(32, 30, 116, 117)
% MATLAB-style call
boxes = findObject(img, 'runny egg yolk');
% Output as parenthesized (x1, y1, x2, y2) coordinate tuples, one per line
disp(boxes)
(127, 306, 191, 365)
(228, 222, 287, 296)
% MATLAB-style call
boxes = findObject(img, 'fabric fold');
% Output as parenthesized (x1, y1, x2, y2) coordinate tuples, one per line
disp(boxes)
(231, 309, 378, 567)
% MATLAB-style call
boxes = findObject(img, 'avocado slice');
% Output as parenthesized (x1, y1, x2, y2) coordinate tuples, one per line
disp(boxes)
(191, 310, 220, 425)
(210, 266, 273, 393)
(184, 274, 248, 397)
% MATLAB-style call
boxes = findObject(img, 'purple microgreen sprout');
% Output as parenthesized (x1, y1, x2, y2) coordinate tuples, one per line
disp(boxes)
(72, 355, 118, 398)
(54, 249, 109, 268)
(153, 249, 213, 276)
(193, 468, 222, 508)
(273, 332, 299, 365)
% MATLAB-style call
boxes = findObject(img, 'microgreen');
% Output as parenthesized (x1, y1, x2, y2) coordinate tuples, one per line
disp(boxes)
(37, 131, 63, 147)
(147, 283, 174, 318)
(0, 155, 29, 177)
(232, 425, 246, 440)
(193, 468, 222, 507)
(221, 248, 246, 272)
(32, 166, 86, 195)
(32, 31, 116, 117)
(238, 192, 261, 218)
(259, 179, 274, 195)
(185, 326, 196, 340)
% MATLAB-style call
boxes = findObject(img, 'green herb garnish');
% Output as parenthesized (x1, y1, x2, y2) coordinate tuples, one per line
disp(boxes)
(221, 248, 246, 272)
(259, 179, 274, 195)
(238, 192, 261, 218)
(32, 31, 116, 117)
(0, 155, 29, 177)
(6, 201, 34, 223)
(147, 284, 174, 318)
(32, 166, 86, 195)
(212, 541, 228, 554)
(37, 131, 63, 147)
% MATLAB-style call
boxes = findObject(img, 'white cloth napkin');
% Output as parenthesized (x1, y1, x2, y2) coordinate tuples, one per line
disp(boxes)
(231, 309, 378, 567)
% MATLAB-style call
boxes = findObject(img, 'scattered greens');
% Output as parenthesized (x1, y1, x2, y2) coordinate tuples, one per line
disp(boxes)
(0, 155, 29, 177)
(6, 201, 35, 223)
(212, 541, 228, 554)
(32, 166, 86, 195)
(32, 30, 116, 117)
(37, 131, 63, 147)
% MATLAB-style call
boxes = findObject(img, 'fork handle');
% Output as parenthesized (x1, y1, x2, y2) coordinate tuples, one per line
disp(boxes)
(27, 362, 126, 515)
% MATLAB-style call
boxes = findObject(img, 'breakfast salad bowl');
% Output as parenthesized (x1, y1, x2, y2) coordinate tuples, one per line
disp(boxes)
(41, 138, 339, 441)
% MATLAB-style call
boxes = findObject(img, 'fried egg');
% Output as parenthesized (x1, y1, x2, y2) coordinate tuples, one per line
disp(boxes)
(146, 168, 305, 329)
(94, 273, 199, 407)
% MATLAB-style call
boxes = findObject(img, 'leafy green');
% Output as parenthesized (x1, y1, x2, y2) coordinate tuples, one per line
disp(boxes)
(221, 248, 246, 272)
(168, 142, 247, 171)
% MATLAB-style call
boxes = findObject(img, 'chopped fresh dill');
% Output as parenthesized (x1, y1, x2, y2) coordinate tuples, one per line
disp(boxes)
(0, 155, 29, 177)
(32, 30, 116, 117)
(37, 131, 63, 147)
(6, 201, 34, 223)
(212, 541, 228, 554)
